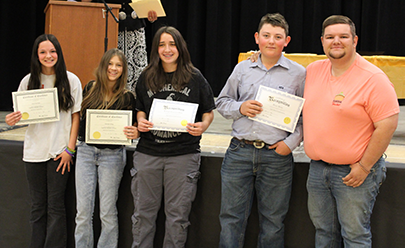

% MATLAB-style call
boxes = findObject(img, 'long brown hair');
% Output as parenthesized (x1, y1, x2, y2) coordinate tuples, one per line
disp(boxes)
(80, 48, 129, 115)
(28, 34, 73, 111)
(143, 26, 196, 93)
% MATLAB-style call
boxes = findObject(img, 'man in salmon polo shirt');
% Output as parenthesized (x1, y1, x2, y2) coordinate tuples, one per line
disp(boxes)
(303, 15, 400, 247)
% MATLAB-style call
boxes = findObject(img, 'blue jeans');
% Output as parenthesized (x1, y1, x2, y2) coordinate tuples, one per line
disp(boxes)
(75, 142, 126, 248)
(307, 158, 386, 248)
(219, 138, 294, 248)
(25, 159, 69, 248)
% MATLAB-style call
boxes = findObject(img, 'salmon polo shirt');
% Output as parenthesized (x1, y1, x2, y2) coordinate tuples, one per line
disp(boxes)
(303, 54, 399, 165)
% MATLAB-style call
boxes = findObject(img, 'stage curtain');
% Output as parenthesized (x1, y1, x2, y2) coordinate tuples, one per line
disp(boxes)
(0, 0, 48, 111)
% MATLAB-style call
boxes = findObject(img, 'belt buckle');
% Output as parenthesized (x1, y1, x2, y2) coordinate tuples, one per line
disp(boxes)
(253, 140, 265, 149)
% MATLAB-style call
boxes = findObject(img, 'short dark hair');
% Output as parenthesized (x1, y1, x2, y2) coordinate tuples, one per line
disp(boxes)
(257, 13, 289, 36)
(322, 15, 356, 38)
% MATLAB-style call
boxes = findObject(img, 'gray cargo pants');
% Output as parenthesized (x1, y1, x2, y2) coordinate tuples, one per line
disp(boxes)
(130, 151, 201, 248)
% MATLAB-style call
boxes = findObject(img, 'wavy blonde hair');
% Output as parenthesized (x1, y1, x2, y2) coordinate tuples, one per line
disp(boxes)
(80, 48, 129, 116)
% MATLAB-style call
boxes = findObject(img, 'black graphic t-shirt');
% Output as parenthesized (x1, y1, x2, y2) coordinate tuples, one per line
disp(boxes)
(135, 69, 215, 156)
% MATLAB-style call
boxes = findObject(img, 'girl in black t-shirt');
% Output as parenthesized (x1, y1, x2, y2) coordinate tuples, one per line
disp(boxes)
(131, 26, 215, 247)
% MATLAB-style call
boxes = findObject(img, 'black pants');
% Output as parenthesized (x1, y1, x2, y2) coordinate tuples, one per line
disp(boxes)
(25, 159, 69, 248)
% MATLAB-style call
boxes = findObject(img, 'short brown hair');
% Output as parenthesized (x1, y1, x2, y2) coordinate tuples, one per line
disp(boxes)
(257, 13, 289, 36)
(322, 15, 356, 38)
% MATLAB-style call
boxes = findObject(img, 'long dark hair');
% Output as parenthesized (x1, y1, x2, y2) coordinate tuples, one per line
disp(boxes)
(28, 34, 73, 111)
(143, 26, 196, 93)
(80, 48, 130, 116)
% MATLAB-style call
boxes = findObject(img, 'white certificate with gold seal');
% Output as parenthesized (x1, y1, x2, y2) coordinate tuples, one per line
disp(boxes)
(249, 85, 305, 133)
(148, 99, 198, 132)
(85, 109, 133, 145)
(12, 88, 60, 125)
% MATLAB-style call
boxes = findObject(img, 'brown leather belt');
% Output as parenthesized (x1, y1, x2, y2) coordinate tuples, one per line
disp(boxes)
(234, 138, 269, 149)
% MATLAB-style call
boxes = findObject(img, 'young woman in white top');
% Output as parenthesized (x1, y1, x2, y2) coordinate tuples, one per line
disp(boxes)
(5, 34, 82, 248)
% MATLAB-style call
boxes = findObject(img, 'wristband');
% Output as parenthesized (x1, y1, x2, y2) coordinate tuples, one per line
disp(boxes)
(66, 147, 76, 154)
(65, 148, 74, 157)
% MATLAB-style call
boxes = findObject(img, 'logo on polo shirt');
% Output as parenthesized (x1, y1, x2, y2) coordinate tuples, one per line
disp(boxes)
(332, 92, 345, 106)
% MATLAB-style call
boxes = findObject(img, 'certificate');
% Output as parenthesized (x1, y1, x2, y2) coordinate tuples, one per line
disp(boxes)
(129, 0, 166, 18)
(149, 99, 198, 132)
(85, 109, 133, 145)
(12, 88, 60, 125)
(249, 85, 305, 133)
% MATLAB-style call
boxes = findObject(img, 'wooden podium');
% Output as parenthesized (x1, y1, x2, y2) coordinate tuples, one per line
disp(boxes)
(45, 1, 121, 87)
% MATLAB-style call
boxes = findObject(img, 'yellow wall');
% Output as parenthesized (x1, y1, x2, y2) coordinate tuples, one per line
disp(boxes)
(238, 52, 405, 99)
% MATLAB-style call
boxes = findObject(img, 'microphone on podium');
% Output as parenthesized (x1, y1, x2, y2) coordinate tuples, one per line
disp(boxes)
(119, 11, 127, 21)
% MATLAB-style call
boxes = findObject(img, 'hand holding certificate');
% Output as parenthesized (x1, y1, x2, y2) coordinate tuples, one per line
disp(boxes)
(85, 109, 133, 145)
(129, 0, 166, 19)
(12, 88, 60, 125)
(249, 85, 305, 133)
(148, 99, 198, 132)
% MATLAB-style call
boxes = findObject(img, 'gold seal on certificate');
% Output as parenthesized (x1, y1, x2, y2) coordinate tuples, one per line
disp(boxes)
(249, 85, 305, 133)
(85, 109, 133, 145)
(12, 88, 60, 125)
(149, 99, 199, 132)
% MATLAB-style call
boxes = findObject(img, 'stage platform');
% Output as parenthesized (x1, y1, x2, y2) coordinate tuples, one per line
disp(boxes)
(0, 107, 404, 248)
